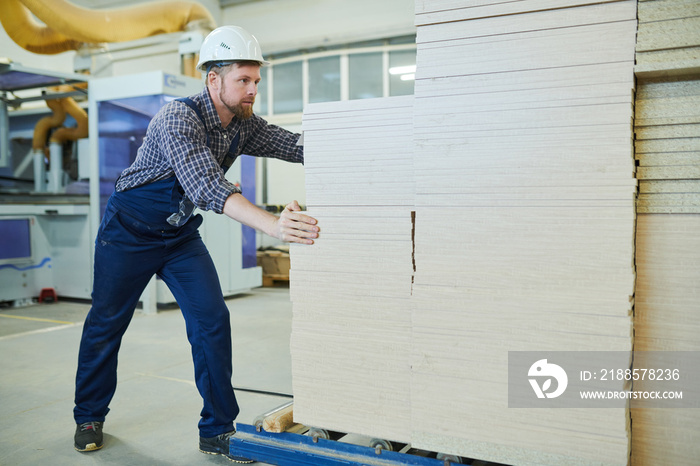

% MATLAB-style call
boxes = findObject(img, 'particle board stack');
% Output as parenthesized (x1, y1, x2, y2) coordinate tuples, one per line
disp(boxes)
(409, 1, 637, 464)
(635, 76, 700, 213)
(290, 1, 640, 464)
(290, 96, 415, 442)
(635, 0, 700, 77)
(631, 214, 700, 465)
(632, 1, 700, 463)
(635, 216, 700, 351)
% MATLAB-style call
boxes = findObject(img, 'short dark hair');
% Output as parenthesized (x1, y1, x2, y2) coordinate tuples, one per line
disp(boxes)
(207, 60, 262, 77)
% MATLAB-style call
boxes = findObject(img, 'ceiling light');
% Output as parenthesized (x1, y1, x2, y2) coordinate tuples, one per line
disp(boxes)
(389, 65, 416, 75)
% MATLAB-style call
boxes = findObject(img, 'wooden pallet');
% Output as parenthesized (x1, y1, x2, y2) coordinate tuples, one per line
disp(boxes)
(262, 274, 289, 287)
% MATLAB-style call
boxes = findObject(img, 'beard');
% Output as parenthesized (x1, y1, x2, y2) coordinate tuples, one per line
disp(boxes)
(219, 82, 255, 120)
(228, 101, 254, 120)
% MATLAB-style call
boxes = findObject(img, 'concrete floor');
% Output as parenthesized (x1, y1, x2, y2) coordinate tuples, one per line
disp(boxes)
(0, 287, 293, 466)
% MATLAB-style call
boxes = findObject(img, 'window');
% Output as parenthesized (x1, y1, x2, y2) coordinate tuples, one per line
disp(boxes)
(309, 56, 341, 104)
(389, 49, 416, 97)
(349, 52, 383, 100)
(272, 61, 303, 114)
(259, 37, 416, 117)
(257, 66, 268, 115)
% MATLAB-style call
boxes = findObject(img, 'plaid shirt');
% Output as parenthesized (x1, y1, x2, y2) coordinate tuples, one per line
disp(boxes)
(115, 87, 303, 214)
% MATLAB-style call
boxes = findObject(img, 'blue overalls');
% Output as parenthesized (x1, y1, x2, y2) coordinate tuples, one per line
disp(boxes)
(74, 99, 242, 438)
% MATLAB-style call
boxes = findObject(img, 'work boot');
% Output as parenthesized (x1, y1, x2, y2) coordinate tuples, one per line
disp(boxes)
(74, 421, 104, 452)
(199, 429, 253, 463)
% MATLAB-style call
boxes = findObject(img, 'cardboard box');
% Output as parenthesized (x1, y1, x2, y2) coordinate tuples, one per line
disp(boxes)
(256, 250, 290, 277)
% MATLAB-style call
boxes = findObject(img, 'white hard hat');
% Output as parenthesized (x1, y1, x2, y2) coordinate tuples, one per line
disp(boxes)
(196, 26, 269, 71)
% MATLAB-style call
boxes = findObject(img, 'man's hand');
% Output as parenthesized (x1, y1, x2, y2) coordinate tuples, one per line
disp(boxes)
(274, 201, 319, 245)
(223, 194, 318, 244)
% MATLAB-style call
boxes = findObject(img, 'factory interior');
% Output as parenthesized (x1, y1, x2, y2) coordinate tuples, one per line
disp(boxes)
(1, 0, 699, 465)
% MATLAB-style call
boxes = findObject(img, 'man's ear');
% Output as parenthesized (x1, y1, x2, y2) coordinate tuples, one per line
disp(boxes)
(207, 71, 220, 90)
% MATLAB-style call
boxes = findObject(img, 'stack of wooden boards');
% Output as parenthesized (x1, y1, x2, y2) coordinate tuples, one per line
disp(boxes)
(410, 1, 636, 465)
(633, 215, 700, 465)
(635, 75, 700, 213)
(632, 0, 700, 464)
(288, 1, 677, 465)
(290, 96, 416, 442)
(635, 0, 700, 76)
(636, 1, 700, 215)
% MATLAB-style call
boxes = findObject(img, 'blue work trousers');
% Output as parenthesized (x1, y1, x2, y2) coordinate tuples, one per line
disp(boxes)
(74, 181, 239, 438)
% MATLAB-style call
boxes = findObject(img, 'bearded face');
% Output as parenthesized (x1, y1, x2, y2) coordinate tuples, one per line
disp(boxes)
(216, 63, 260, 120)
(219, 78, 255, 120)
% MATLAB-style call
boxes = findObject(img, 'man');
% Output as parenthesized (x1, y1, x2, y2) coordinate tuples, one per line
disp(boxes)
(73, 26, 318, 463)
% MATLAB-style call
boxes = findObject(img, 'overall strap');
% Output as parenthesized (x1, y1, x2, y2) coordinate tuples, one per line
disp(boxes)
(164, 97, 242, 226)
(175, 97, 240, 173)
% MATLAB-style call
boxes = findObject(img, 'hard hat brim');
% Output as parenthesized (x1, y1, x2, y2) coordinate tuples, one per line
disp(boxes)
(198, 59, 270, 73)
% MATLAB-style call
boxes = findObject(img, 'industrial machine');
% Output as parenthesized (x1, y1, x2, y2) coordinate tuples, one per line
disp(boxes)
(0, 62, 93, 304)
(0, 62, 262, 309)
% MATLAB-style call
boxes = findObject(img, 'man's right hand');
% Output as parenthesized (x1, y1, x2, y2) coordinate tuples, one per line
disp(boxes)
(274, 201, 319, 245)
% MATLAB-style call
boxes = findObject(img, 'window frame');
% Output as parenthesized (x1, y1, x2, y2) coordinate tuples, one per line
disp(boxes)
(256, 42, 416, 125)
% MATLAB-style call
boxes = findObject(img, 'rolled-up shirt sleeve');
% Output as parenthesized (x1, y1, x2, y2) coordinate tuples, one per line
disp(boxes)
(160, 107, 241, 214)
